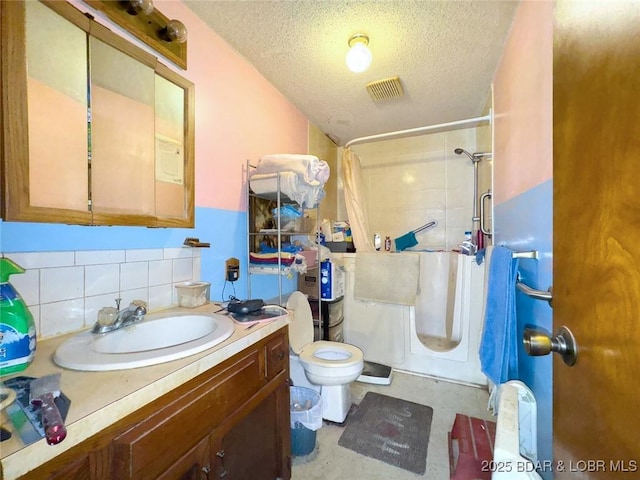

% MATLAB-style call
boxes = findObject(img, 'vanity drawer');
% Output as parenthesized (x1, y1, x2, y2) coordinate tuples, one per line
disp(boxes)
(265, 331, 288, 381)
(112, 347, 262, 479)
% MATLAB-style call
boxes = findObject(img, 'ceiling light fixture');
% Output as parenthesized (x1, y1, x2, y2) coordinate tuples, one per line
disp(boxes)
(162, 19, 188, 43)
(127, 0, 154, 15)
(346, 34, 372, 73)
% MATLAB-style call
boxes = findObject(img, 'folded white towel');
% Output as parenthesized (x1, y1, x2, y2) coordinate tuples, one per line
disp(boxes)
(250, 171, 325, 208)
(257, 154, 330, 186)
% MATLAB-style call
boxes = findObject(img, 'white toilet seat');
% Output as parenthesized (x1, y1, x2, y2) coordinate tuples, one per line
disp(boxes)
(286, 291, 364, 387)
(299, 340, 363, 386)
(299, 340, 363, 369)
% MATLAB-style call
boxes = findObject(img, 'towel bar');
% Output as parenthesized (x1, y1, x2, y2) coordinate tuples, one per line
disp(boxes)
(516, 276, 553, 307)
(513, 250, 538, 259)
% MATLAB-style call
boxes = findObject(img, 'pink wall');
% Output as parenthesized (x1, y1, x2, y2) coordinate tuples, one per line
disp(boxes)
(75, 0, 309, 212)
(493, 0, 553, 205)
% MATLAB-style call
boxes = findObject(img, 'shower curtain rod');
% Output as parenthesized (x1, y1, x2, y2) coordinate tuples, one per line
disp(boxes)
(344, 113, 492, 148)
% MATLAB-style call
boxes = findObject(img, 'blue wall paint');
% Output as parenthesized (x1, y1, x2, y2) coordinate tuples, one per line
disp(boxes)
(494, 179, 553, 478)
(0, 207, 295, 303)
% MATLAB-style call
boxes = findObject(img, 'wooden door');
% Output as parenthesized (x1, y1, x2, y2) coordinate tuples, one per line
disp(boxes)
(553, 1, 640, 477)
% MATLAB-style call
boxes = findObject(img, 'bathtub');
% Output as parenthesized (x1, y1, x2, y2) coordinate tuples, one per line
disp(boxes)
(341, 251, 487, 386)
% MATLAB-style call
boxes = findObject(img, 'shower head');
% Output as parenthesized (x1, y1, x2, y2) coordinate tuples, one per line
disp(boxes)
(454, 148, 475, 161)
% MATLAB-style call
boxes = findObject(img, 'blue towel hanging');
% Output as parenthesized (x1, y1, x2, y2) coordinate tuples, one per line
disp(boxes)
(479, 246, 520, 385)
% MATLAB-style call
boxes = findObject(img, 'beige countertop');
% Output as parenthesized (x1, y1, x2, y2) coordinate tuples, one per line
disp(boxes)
(0, 303, 289, 480)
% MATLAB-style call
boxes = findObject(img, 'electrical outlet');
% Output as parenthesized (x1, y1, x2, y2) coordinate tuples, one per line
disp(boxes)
(225, 257, 240, 282)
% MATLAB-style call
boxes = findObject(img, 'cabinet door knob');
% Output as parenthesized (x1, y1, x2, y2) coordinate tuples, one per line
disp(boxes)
(277, 350, 285, 360)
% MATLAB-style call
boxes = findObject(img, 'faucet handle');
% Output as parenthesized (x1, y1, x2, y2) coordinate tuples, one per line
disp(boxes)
(131, 300, 147, 309)
(97, 307, 118, 326)
(114, 297, 122, 311)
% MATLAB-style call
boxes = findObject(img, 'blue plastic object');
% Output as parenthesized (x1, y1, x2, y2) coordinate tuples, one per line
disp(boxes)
(291, 422, 317, 456)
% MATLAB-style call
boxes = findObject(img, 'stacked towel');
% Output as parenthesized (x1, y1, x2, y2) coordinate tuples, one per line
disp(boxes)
(479, 246, 520, 385)
(249, 252, 296, 266)
(256, 154, 330, 186)
(249, 154, 329, 208)
(249, 171, 325, 208)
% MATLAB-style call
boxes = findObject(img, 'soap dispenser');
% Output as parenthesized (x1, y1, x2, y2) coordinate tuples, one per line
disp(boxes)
(0, 257, 37, 376)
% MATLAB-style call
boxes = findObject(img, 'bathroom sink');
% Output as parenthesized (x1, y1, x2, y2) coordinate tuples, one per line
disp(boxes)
(53, 312, 235, 371)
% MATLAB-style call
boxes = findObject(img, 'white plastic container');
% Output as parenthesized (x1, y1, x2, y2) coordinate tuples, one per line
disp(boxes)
(175, 281, 211, 308)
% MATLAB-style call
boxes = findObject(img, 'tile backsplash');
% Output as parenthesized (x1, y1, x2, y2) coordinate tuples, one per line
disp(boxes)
(4, 247, 201, 340)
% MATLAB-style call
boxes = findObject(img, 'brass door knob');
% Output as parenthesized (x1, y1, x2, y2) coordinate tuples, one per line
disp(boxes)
(523, 326, 578, 366)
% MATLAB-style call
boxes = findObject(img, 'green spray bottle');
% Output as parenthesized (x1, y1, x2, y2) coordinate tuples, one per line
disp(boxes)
(0, 257, 37, 376)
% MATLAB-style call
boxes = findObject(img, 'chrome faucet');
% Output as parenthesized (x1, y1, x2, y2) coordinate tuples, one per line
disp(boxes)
(92, 299, 147, 334)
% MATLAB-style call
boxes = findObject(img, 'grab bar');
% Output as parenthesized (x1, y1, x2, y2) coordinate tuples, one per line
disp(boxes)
(413, 220, 438, 234)
(512, 249, 552, 307)
(513, 250, 539, 260)
(516, 277, 553, 307)
(479, 189, 492, 237)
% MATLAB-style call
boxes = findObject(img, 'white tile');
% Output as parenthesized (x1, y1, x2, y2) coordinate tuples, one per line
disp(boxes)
(447, 206, 471, 227)
(120, 262, 149, 291)
(119, 288, 149, 308)
(9, 268, 40, 306)
(148, 260, 172, 286)
(149, 284, 173, 310)
(40, 266, 84, 304)
(7, 251, 74, 269)
(75, 250, 125, 266)
(85, 264, 120, 297)
(172, 258, 193, 283)
(85, 293, 120, 328)
(39, 299, 85, 338)
(192, 256, 201, 282)
(29, 305, 41, 338)
(446, 187, 473, 209)
(126, 248, 163, 263)
(164, 247, 193, 259)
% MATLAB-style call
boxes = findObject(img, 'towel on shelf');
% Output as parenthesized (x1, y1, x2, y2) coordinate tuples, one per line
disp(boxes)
(354, 252, 420, 306)
(257, 154, 330, 185)
(479, 246, 520, 386)
(249, 252, 296, 266)
(249, 171, 325, 208)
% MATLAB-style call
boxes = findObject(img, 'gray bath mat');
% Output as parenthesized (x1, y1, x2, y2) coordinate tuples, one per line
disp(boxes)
(338, 392, 433, 474)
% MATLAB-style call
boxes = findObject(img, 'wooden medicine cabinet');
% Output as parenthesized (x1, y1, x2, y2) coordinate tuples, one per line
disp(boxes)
(0, 0, 195, 227)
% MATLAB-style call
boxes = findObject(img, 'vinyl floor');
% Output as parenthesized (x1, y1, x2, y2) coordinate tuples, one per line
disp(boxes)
(291, 371, 493, 480)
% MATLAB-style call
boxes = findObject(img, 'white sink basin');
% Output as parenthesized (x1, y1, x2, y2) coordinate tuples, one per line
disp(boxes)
(53, 312, 236, 371)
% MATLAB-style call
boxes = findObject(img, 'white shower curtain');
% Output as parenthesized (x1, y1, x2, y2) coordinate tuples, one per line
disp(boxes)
(342, 147, 375, 252)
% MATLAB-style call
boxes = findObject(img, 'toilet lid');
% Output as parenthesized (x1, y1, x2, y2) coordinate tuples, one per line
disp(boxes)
(286, 291, 314, 354)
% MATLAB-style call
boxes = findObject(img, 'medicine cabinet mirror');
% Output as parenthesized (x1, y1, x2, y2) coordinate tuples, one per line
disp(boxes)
(0, 0, 195, 227)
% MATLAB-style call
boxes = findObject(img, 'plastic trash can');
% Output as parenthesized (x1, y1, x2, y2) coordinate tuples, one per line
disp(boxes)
(290, 386, 322, 456)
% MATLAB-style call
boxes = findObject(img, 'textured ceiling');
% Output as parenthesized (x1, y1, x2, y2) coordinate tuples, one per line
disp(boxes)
(184, 0, 519, 146)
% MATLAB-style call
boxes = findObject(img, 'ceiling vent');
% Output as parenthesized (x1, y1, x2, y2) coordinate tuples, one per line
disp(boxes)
(366, 76, 404, 102)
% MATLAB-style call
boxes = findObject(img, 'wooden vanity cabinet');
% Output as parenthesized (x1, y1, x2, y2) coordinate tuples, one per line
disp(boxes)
(19, 328, 291, 480)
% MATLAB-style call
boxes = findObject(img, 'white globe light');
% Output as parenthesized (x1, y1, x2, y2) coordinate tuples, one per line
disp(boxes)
(346, 39, 372, 73)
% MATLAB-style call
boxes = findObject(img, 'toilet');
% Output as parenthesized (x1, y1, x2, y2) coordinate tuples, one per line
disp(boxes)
(287, 291, 364, 423)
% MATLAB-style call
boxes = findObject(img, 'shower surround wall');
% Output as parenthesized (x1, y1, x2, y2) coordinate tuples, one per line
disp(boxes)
(345, 126, 491, 251)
